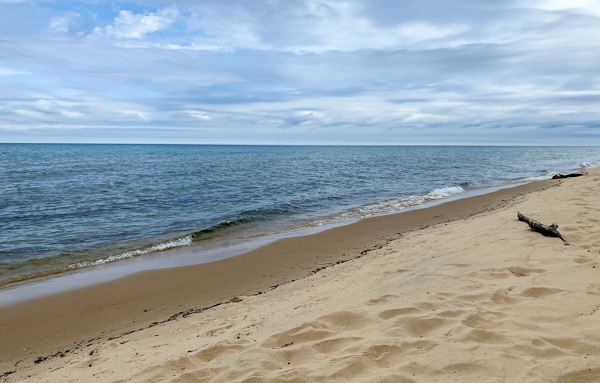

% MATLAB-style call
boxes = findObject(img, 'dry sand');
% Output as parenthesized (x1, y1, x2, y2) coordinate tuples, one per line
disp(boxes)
(2, 169, 600, 382)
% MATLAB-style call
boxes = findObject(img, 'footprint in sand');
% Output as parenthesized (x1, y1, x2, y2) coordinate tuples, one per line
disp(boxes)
(399, 316, 450, 338)
(462, 310, 506, 329)
(434, 309, 467, 318)
(520, 287, 564, 298)
(474, 267, 513, 279)
(490, 289, 518, 305)
(472, 266, 544, 280)
(366, 294, 400, 306)
(586, 284, 600, 295)
(507, 266, 545, 277)
(138, 343, 246, 382)
(456, 291, 491, 302)
(363, 344, 406, 364)
(440, 362, 485, 375)
(541, 337, 600, 356)
(509, 341, 567, 359)
(453, 289, 518, 305)
(573, 256, 592, 264)
(556, 368, 600, 383)
(312, 336, 363, 354)
(560, 226, 577, 232)
(462, 329, 511, 344)
(378, 307, 421, 320)
(261, 311, 368, 348)
(188, 343, 245, 363)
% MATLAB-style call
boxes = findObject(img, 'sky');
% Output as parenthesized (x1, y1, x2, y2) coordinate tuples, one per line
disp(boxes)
(0, 0, 599, 145)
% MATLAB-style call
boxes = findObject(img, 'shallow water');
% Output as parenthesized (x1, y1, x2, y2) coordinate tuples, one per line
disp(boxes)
(1, 144, 599, 285)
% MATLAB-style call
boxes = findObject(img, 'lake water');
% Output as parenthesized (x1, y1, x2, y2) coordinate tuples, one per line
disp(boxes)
(1, 144, 599, 286)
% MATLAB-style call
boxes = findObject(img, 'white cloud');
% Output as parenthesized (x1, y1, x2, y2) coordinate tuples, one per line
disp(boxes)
(0, 67, 28, 76)
(162, 43, 234, 52)
(183, 0, 467, 53)
(531, 0, 600, 17)
(59, 110, 84, 118)
(291, 19, 466, 52)
(295, 110, 323, 118)
(112, 41, 234, 52)
(48, 12, 83, 34)
(2, 1, 600, 144)
(49, 16, 70, 33)
(14, 109, 47, 118)
(298, 0, 467, 52)
(122, 110, 151, 121)
(188, 111, 211, 120)
(93, 7, 179, 39)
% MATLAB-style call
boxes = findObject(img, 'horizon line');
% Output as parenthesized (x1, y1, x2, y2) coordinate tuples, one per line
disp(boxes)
(1, 142, 599, 148)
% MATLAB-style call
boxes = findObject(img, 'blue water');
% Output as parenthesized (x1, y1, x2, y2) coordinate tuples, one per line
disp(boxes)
(1, 144, 599, 284)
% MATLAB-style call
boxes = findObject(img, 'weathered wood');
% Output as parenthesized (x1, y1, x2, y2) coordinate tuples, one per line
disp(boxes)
(517, 212, 568, 245)
(552, 173, 583, 179)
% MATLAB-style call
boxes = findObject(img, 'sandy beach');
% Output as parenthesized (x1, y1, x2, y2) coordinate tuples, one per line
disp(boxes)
(2, 169, 600, 382)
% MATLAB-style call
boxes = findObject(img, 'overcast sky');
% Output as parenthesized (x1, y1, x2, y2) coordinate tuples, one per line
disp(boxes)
(1, 0, 599, 145)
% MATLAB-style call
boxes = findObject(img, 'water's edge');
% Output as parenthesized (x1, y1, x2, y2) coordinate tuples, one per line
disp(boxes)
(2, 144, 599, 306)
(0, 175, 566, 308)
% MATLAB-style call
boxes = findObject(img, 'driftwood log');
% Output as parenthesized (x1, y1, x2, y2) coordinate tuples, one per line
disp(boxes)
(552, 173, 583, 179)
(517, 212, 568, 245)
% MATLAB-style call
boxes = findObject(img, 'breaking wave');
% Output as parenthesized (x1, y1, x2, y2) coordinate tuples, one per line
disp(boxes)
(64, 186, 467, 271)
(311, 185, 466, 227)
(69, 236, 193, 269)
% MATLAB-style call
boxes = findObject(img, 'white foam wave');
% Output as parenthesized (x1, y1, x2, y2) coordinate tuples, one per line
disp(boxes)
(522, 161, 600, 182)
(66, 185, 468, 271)
(581, 161, 600, 169)
(68, 235, 192, 269)
(310, 185, 465, 228)
(425, 186, 465, 200)
(522, 174, 554, 182)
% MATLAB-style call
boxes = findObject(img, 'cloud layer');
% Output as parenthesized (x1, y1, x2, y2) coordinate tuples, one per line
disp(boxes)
(93, 7, 179, 39)
(0, 0, 599, 144)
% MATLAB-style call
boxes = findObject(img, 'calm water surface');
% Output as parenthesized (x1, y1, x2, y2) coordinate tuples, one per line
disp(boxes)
(1, 144, 599, 285)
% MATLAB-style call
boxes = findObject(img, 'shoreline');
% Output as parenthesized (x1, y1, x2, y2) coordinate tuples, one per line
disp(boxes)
(3, 144, 597, 295)
(0, 178, 536, 293)
(0, 176, 557, 374)
(0, 179, 542, 308)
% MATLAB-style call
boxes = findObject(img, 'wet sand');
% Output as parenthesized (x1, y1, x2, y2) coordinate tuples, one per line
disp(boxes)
(1, 176, 582, 381)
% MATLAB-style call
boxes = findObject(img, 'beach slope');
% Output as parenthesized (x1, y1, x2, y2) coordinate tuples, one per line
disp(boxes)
(3, 169, 600, 382)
